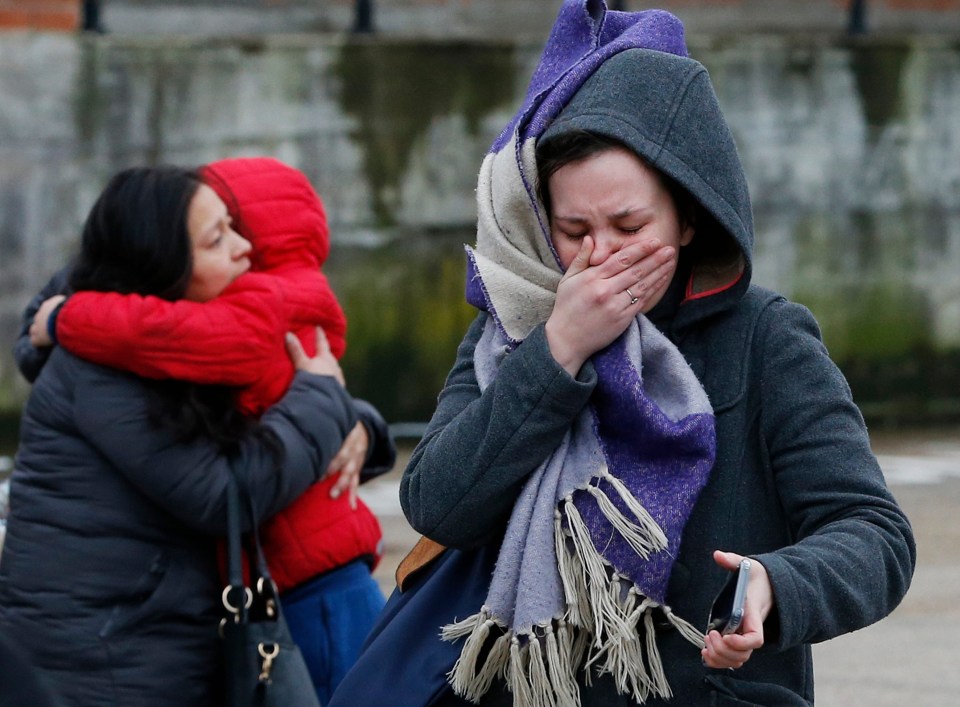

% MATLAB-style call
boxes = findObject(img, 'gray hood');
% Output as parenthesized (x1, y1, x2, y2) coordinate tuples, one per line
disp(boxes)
(540, 48, 753, 328)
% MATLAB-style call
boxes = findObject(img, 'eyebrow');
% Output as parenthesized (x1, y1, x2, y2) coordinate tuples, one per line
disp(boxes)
(554, 207, 653, 223)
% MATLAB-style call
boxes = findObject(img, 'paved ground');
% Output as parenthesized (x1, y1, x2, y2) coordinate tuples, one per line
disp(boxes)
(360, 428, 960, 706)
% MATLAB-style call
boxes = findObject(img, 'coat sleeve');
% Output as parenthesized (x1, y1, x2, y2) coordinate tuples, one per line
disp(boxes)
(399, 314, 597, 548)
(55, 273, 285, 386)
(73, 367, 357, 534)
(12, 267, 71, 383)
(752, 300, 916, 648)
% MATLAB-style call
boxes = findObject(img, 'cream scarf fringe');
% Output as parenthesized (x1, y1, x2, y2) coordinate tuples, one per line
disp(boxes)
(442, 469, 705, 706)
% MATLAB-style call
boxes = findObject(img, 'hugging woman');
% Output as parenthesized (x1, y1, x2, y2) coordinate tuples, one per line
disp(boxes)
(2, 162, 392, 706)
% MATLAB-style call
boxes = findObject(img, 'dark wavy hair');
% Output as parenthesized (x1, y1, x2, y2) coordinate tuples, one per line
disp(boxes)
(70, 166, 200, 300)
(70, 166, 272, 453)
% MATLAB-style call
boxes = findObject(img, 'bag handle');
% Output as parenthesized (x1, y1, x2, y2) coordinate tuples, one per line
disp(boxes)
(395, 536, 447, 592)
(222, 469, 281, 625)
(239, 481, 281, 620)
(222, 471, 253, 624)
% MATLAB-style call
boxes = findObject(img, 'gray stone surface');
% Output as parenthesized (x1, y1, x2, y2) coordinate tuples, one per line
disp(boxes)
(3, 32, 960, 419)
(93, 1, 960, 39)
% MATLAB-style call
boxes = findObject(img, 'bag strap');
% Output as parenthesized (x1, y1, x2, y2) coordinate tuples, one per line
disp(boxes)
(395, 536, 447, 592)
(223, 471, 252, 624)
(229, 469, 282, 621)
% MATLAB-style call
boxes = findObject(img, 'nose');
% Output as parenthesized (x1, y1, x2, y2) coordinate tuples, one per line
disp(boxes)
(590, 229, 622, 266)
(232, 231, 252, 259)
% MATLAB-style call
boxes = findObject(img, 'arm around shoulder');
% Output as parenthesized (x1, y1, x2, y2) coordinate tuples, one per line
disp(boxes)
(55, 273, 284, 385)
(75, 362, 356, 535)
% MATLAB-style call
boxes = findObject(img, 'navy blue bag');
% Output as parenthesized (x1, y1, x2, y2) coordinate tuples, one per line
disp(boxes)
(327, 539, 497, 707)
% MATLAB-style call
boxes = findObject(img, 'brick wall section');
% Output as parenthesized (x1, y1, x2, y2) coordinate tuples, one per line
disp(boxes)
(0, 0, 78, 31)
(835, 0, 960, 8)
(885, 0, 960, 8)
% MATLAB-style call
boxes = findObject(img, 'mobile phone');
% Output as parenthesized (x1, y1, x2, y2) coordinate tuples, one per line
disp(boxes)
(707, 558, 751, 635)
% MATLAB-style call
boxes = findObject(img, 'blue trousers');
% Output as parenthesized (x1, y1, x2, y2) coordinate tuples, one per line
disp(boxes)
(281, 559, 385, 705)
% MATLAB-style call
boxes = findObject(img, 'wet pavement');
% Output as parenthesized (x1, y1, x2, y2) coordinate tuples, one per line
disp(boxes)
(361, 428, 960, 707)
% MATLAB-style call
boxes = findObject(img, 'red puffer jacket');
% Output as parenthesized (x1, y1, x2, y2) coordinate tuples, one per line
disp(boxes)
(55, 157, 383, 592)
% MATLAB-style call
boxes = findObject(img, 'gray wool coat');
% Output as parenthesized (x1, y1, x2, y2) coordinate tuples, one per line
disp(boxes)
(402, 291, 915, 706)
(0, 350, 357, 706)
(400, 47, 915, 707)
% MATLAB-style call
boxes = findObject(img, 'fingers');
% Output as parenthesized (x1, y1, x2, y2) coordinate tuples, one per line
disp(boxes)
(713, 549, 744, 572)
(287, 328, 346, 384)
(29, 321, 50, 348)
(327, 423, 368, 511)
(330, 461, 359, 510)
(560, 236, 594, 280)
(701, 629, 757, 670)
(707, 550, 774, 671)
(285, 332, 307, 368)
(609, 245, 676, 295)
(315, 326, 331, 357)
(594, 238, 664, 277)
(315, 327, 346, 385)
(29, 294, 67, 348)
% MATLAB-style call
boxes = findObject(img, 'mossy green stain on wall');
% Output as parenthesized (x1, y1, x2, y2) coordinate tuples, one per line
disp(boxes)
(850, 45, 909, 130)
(797, 283, 930, 359)
(785, 205, 960, 425)
(332, 42, 517, 227)
(325, 233, 477, 423)
(0, 412, 19, 459)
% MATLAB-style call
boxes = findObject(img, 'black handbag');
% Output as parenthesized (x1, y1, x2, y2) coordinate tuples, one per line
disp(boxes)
(221, 472, 321, 707)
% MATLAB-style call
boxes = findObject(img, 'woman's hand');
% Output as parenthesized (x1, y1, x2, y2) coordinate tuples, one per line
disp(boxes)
(701, 550, 775, 670)
(545, 236, 676, 376)
(325, 421, 370, 509)
(285, 327, 345, 385)
(29, 295, 67, 348)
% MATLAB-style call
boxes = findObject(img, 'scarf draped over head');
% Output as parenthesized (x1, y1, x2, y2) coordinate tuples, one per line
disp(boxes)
(444, 2, 717, 704)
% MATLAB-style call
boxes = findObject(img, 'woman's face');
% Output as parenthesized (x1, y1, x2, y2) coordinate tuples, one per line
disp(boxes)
(547, 146, 694, 310)
(184, 184, 252, 302)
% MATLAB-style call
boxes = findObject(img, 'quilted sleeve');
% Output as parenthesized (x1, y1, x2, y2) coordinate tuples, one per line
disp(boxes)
(13, 267, 71, 382)
(74, 365, 357, 532)
(55, 273, 286, 386)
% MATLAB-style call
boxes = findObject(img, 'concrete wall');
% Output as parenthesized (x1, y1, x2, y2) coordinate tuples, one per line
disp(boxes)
(79, 1, 960, 38)
(2, 32, 959, 421)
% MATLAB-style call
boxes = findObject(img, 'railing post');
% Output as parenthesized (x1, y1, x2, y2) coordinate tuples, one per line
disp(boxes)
(353, 0, 375, 34)
(81, 0, 105, 33)
(848, 0, 868, 36)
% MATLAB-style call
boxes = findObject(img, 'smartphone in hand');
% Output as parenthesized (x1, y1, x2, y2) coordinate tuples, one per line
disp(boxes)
(707, 558, 752, 635)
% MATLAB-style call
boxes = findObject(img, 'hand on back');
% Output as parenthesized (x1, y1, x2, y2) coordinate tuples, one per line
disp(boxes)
(285, 327, 345, 386)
